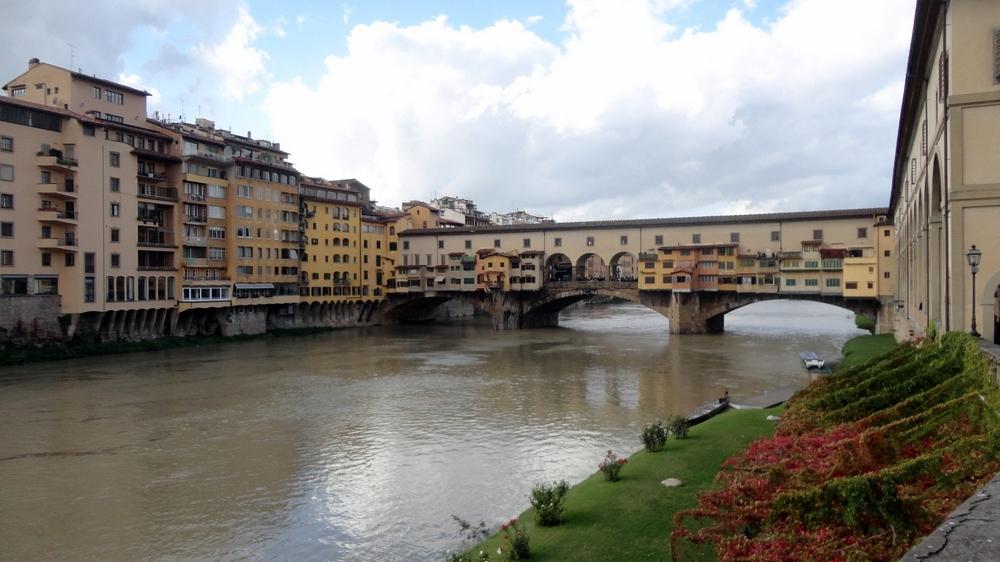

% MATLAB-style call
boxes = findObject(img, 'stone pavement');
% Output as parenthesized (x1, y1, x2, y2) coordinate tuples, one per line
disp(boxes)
(901, 472, 1000, 561)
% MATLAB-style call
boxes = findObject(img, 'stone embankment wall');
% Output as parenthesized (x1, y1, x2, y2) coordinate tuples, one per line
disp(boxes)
(0, 295, 64, 346)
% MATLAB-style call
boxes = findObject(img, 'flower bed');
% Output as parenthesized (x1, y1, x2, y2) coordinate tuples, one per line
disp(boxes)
(671, 333, 1000, 561)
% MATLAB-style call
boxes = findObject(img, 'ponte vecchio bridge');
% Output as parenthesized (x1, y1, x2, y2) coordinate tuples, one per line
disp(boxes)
(387, 208, 897, 334)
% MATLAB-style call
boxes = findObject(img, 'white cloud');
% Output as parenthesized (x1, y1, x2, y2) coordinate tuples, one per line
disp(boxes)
(526, 15, 544, 26)
(342, 4, 353, 24)
(296, 14, 309, 31)
(117, 73, 162, 107)
(262, 0, 915, 219)
(743, 0, 758, 9)
(194, 7, 269, 101)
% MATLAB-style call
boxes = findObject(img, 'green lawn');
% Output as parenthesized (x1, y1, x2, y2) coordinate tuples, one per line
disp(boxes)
(839, 333, 899, 370)
(462, 407, 782, 562)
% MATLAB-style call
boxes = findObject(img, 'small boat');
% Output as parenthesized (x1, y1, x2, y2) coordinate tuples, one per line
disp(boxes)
(799, 352, 826, 370)
(686, 396, 730, 427)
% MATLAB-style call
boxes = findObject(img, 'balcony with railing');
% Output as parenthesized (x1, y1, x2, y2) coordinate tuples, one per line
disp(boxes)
(37, 234, 78, 252)
(36, 149, 78, 172)
(137, 252, 176, 271)
(37, 207, 77, 224)
(137, 169, 168, 182)
(137, 209, 165, 225)
(138, 185, 179, 202)
(183, 211, 208, 224)
(38, 179, 77, 199)
(137, 227, 177, 248)
(184, 236, 208, 247)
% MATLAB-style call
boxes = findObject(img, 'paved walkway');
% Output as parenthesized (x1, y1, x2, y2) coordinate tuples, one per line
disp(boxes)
(901, 472, 1000, 561)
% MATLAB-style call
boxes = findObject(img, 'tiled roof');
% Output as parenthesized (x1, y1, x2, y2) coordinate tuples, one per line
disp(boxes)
(400, 208, 889, 236)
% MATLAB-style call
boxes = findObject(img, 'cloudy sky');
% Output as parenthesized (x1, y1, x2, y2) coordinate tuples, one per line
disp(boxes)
(1, 0, 916, 220)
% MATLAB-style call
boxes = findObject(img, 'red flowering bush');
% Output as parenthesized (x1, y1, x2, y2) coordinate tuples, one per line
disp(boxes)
(499, 518, 530, 560)
(598, 449, 628, 482)
(671, 333, 1000, 561)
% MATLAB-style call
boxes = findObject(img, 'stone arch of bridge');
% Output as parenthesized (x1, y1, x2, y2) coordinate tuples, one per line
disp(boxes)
(545, 253, 573, 282)
(609, 251, 637, 281)
(694, 293, 881, 333)
(575, 253, 609, 281)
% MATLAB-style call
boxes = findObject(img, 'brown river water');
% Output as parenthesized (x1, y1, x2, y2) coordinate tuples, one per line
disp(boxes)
(0, 301, 865, 561)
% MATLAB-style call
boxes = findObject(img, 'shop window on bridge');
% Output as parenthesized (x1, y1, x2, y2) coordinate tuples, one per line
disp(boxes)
(805, 279, 819, 287)
(805, 260, 818, 268)
(825, 278, 840, 288)
(785, 278, 797, 287)
(664, 260, 674, 268)
(662, 275, 670, 283)
(645, 276, 655, 284)
(846, 282, 858, 290)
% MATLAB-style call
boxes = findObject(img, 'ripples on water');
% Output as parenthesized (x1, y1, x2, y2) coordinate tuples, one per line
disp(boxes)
(0, 300, 865, 561)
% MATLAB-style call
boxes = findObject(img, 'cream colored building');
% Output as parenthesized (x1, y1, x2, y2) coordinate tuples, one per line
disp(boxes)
(891, 0, 1000, 343)
(1, 59, 181, 337)
(399, 208, 893, 300)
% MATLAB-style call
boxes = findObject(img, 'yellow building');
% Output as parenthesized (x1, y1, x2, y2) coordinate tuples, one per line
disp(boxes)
(227, 134, 301, 307)
(299, 177, 362, 302)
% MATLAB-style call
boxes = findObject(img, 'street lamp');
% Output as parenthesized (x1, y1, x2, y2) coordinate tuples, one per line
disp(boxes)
(966, 244, 982, 337)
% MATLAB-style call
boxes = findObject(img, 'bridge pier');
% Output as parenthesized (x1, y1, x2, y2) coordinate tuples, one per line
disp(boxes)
(666, 292, 725, 335)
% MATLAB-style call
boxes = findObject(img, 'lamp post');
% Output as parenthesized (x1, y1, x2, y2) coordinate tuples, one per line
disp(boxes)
(966, 245, 982, 337)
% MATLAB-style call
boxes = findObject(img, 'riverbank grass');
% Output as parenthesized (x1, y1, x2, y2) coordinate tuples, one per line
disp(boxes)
(839, 333, 898, 369)
(464, 407, 781, 561)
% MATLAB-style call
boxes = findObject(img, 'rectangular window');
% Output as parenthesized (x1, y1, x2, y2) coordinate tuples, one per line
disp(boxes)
(0, 193, 11, 208)
(105, 90, 124, 105)
(805, 260, 818, 268)
(10, 85, 25, 97)
(438, 240, 444, 249)
(785, 278, 796, 287)
(619, 235, 628, 245)
(857, 227, 868, 239)
(524, 238, 531, 248)
(110, 228, 119, 242)
(692, 233, 701, 244)
(237, 184, 252, 198)
(85, 252, 95, 273)
(845, 282, 858, 289)
(464, 240, 472, 249)
(494, 239, 501, 248)
(92, 86, 101, 99)
(654, 235, 663, 245)
(41, 252, 51, 266)
(0, 222, 11, 237)
(586, 237, 594, 246)
(771, 230, 780, 241)
(730, 232, 740, 243)
(109, 152, 120, 167)
(883, 250, 891, 257)
(812, 229, 823, 240)
(0, 250, 13, 266)
(110, 253, 120, 268)
(110, 202, 120, 217)
(110, 177, 120, 192)
(104, 114, 124, 124)
(208, 205, 226, 219)
(84, 276, 95, 303)
(0, 136, 12, 152)
(207, 184, 225, 198)
(0, 164, 13, 182)
(804, 278, 819, 287)
(554, 237, 562, 247)
(884, 271, 891, 279)
(208, 226, 226, 239)
(825, 278, 840, 287)
(65, 253, 74, 267)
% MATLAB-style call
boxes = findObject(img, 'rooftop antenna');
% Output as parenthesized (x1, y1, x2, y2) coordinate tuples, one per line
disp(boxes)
(179, 97, 185, 120)
(68, 43, 76, 69)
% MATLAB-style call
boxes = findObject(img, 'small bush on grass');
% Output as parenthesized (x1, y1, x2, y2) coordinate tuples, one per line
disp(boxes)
(446, 516, 491, 562)
(500, 519, 530, 560)
(641, 420, 669, 452)
(667, 416, 689, 439)
(530, 480, 569, 526)
(598, 450, 628, 482)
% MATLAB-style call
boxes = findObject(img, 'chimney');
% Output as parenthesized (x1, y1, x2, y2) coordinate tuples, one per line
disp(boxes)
(247, 130, 252, 139)
(28, 57, 40, 67)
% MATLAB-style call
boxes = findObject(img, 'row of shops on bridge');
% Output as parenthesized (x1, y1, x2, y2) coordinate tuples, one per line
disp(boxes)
(390, 236, 892, 300)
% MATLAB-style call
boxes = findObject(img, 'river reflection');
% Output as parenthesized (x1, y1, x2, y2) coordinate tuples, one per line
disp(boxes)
(0, 300, 865, 561)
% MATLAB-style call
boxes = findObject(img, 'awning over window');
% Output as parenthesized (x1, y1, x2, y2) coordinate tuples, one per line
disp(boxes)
(435, 276, 446, 283)
(235, 283, 275, 290)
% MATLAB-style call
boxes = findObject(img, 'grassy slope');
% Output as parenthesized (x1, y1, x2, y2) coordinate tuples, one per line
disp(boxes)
(839, 333, 898, 370)
(464, 407, 781, 562)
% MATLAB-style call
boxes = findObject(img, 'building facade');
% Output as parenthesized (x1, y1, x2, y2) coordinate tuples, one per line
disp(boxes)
(891, 0, 1000, 343)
